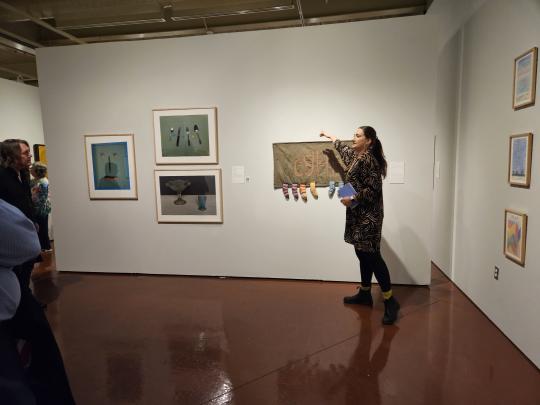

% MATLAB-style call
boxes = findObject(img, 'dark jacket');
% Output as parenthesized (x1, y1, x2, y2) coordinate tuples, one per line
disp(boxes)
(334, 140, 384, 252)
(0, 166, 35, 222)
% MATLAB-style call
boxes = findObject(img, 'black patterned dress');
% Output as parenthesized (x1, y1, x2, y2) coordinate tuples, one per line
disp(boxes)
(334, 140, 384, 252)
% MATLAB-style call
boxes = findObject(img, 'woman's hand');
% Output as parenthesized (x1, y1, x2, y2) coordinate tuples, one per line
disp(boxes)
(320, 131, 337, 143)
(340, 197, 353, 207)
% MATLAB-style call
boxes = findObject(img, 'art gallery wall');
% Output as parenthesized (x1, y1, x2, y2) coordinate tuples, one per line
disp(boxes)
(36, 16, 439, 285)
(427, 0, 490, 278)
(432, 0, 540, 368)
(0, 78, 45, 146)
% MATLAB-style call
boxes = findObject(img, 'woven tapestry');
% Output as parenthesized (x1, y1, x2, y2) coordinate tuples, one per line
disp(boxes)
(272, 141, 352, 188)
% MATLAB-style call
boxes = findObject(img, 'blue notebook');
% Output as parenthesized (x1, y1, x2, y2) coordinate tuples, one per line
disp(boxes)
(337, 183, 359, 208)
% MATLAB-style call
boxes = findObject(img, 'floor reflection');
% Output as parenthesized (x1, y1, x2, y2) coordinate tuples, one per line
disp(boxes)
(30, 255, 540, 405)
(275, 307, 399, 405)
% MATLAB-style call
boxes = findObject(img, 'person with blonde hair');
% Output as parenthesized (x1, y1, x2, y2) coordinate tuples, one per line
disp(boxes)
(30, 162, 52, 252)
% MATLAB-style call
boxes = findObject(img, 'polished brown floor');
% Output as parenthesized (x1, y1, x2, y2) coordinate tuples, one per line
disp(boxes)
(31, 250, 540, 405)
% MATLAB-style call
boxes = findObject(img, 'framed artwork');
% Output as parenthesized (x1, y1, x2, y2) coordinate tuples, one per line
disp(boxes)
(154, 169, 223, 223)
(84, 134, 138, 200)
(33, 144, 47, 164)
(513, 47, 537, 110)
(504, 209, 527, 266)
(153, 107, 218, 164)
(508, 133, 533, 187)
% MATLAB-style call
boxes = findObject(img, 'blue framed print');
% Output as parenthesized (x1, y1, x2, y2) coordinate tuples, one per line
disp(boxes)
(508, 133, 533, 188)
(85, 134, 138, 199)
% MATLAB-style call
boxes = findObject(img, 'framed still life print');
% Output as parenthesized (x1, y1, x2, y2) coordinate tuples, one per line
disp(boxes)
(513, 47, 538, 110)
(84, 134, 138, 200)
(508, 133, 533, 187)
(153, 107, 218, 164)
(504, 209, 527, 266)
(154, 169, 223, 223)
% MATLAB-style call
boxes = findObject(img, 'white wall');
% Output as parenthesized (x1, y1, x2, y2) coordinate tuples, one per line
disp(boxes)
(0, 78, 44, 146)
(430, 30, 460, 275)
(36, 17, 438, 285)
(433, 0, 540, 367)
(428, 0, 490, 51)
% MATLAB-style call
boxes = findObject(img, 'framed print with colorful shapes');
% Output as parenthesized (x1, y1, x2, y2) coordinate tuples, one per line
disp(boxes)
(508, 133, 533, 188)
(84, 134, 138, 200)
(504, 209, 527, 266)
(154, 169, 223, 223)
(513, 47, 538, 110)
(153, 108, 218, 164)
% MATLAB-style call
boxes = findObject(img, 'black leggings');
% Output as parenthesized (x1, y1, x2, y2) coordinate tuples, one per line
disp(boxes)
(355, 249, 392, 292)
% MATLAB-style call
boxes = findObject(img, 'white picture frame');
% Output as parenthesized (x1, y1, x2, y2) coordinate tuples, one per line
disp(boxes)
(153, 107, 218, 164)
(154, 169, 223, 223)
(84, 134, 138, 200)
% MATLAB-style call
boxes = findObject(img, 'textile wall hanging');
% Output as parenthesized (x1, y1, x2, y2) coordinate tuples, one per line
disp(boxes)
(272, 141, 352, 188)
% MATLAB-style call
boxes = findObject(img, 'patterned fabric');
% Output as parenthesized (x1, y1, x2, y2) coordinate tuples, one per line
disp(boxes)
(282, 183, 290, 200)
(328, 180, 336, 198)
(291, 183, 299, 201)
(31, 178, 51, 217)
(334, 140, 384, 252)
(299, 184, 308, 202)
(309, 181, 318, 199)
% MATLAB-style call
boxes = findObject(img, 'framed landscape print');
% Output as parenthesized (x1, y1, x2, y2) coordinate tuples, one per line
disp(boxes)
(504, 209, 527, 266)
(513, 47, 538, 110)
(153, 107, 218, 164)
(84, 134, 138, 200)
(154, 169, 223, 223)
(508, 133, 533, 187)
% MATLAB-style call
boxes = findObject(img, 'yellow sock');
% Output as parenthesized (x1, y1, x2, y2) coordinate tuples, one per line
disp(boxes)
(309, 182, 318, 199)
(382, 290, 393, 300)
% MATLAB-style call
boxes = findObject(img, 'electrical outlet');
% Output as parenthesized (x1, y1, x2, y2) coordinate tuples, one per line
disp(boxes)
(494, 266, 500, 280)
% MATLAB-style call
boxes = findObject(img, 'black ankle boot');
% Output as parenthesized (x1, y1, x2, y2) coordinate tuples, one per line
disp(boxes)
(382, 296, 400, 325)
(343, 288, 373, 306)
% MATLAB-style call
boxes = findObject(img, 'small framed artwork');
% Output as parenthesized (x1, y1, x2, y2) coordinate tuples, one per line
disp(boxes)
(154, 169, 223, 223)
(33, 144, 47, 164)
(84, 134, 138, 200)
(508, 133, 533, 187)
(513, 47, 538, 110)
(504, 209, 527, 266)
(153, 107, 218, 164)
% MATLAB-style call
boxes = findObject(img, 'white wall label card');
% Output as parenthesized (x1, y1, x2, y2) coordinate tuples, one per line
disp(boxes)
(389, 161, 405, 184)
(232, 165, 245, 184)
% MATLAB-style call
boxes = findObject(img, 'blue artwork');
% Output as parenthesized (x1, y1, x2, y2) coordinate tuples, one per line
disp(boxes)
(91, 142, 131, 190)
(511, 138, 527, 177)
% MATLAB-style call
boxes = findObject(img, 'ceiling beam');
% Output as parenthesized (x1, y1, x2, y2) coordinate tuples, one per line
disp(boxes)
(295, 0, 305, 27)
(0, 27, 43, 48)
(44, 6, 425, 45)
(305, 6, 425, 24)
(0, 36, 35, 56)
(170, 4, 295, 22)
(0, 1, 86, 44)
(0, 65, 36, 81)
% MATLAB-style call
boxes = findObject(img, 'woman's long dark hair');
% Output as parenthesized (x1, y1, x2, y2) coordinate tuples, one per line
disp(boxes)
(360, 126, 387, 178)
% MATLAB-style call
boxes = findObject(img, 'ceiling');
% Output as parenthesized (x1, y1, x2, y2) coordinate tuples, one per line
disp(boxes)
(0, 0, 433, 86)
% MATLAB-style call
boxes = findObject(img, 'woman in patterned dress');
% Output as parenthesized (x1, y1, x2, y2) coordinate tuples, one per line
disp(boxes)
(30, 162, 52, 252)
(320, 126, 399, 325)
